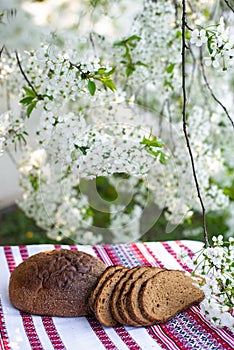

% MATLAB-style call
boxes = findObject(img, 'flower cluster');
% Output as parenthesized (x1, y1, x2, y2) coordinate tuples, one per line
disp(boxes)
(190, 17, 234, 70)
(180, 235, 234, 331)
(0, 111, 27, 153)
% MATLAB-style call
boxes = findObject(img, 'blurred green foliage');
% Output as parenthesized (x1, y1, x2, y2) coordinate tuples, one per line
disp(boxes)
(0, 204, 229, 245)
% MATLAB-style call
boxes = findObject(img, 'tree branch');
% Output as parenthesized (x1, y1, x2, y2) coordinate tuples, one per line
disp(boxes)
(182, 0, 209, 247)
(224, 0, 234, 12)
(15, 51, 40, 98)
(199, 49, 234, 130)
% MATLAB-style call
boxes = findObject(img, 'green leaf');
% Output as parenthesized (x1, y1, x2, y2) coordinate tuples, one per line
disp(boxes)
(207, 37, 213, 55)
(88, 80, 96, 96)
(20, 96, 34, 105)
(140, 136, 164, 148)
(26, 101, 37, 117)
(23, 86, 36, 98)
(165, 63, 175, 74)
(136, 61, 148, 67)
(105, 66, 116, 76)
(97, 68, 106, 75)
(125, 35, 141, 43)
(126, 65, 135, 77)
(114, 35, 141, 47)
(102, 79, 116, 91)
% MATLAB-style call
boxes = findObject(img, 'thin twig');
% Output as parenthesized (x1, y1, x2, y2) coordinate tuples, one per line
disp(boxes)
(158, 99, 167, 138)
(224, 0, 234, 12)
(172, 0, 179, 26)
(181, 0, 209, 247)
(166, 99, 175, 152)
(15, 51, 40, 98)
(89, 32, 96, 56)
(185, 21, 193, 31)
(0, 45, 5, 58)
(199, 49, 234, 129)
(187, 44, 196, 95)
(6, 148, 17, 167)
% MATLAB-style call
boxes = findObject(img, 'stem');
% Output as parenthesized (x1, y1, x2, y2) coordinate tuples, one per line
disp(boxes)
(15, 51, 40, 98)
(0, 45, 5, 58)
(199, 49, 234, 130)
(181, 0, 209, 247)
(224, 0, 234, 12)
(187, 44, 196, 96)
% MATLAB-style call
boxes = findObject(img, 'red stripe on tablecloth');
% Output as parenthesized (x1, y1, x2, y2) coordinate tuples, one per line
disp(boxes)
(69, 245, 118, 350)
(93, 245, 142, 350)
(161, 242, 192, 272)
(129, 243, 151, 266)
(91, 245, 113, 266)
(4, 246, 44, 350)
(0, 337, 4, 350)
(0, 298, 11, 350)
(19, 245, 66, 350)
(164, 241, 234, 349)
(96, 245, 123, 266)
(133, 243, 165, 268)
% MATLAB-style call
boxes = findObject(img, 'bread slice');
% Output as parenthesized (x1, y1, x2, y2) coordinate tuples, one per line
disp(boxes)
(89, 265, 123, 312)
(139, 269, 205, 324)
(94, 267, 129, 327)
(127, 267, 163, 325)
(111, 266, 143, 326)
(116, 266, 152, 326)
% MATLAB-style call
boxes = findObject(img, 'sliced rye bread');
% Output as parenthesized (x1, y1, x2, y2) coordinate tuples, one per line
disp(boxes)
(116, 266, 153, 326)
(94, 267, 129, 327)
(110, 266, 143, 326)
(127, 267, 164, 326)
(139, 269, 205, 324)
(89, 265, 123, 312)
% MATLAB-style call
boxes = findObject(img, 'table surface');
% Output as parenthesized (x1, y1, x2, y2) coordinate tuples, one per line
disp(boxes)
(0, 241, 233, 350)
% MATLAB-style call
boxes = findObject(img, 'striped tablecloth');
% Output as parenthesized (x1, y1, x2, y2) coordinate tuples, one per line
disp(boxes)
(0, 241, 233, 350)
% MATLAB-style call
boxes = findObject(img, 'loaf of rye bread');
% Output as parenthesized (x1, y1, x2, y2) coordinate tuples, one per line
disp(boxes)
(9, 249, 106, 317)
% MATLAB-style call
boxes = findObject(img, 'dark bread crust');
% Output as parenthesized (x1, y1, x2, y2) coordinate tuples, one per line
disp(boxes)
(110, 266, 142, 326)
(94, 267, 129, 327)
(89, 265, 123, 312)
(9, 249, 106, 317)
(127, 267, 163, 326)
(139, 269, 205, 324)
(116, 266, 152, 326)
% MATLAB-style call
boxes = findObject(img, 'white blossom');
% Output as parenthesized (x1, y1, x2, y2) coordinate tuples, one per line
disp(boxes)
(190, 29, 207, 47)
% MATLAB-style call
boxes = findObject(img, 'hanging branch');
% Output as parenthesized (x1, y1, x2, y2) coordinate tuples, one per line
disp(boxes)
(224, 0, 234, 13)
(199, 50, 234, 129)
(187, 44, 196, 96)
(181, 0, 209, 247)
(166, 99, 175, 152)
(15, 51, 41, 99)
(0, 45, 5, 58)
(158, 99, 168, 138)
